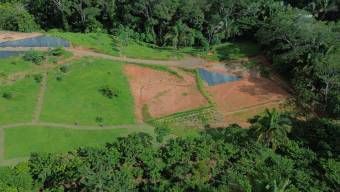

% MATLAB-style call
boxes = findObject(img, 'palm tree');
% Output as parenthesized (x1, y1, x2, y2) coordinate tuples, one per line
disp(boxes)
(251, 108, 291, 150)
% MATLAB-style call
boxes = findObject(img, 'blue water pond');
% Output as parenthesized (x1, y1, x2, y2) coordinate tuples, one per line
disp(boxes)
(0, 51, 25, 58)
(198, 68, 241, 86)
(0, 36, 70, 48)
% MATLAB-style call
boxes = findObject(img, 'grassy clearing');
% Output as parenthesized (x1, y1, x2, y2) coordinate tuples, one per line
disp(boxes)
(41, 58, 135, 125)
(0, 77, 40, 125)
(0, 48, 73, 78)
(49, 31, 119, 56)
(120, 40, 183, 60)
(181, 41, 261, 61)
(4, 125, 154, 159)
(0, 56, 35, 77)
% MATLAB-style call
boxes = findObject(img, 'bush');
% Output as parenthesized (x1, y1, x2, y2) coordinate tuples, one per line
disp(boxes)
(48, 47, 66, 56)
(99, 86, 118, 99)
(23, 50, 45, 65)
(59, 65, 69, 73)
(2, 92, 13, 100)
(33, 74, 43, 83)
(0, 3, 39, 32)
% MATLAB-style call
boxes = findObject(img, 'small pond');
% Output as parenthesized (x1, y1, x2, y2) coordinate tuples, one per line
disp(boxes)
(198, 68, 241, 86)
(0, 51, 25, 58)
(0, 36, 70, 48)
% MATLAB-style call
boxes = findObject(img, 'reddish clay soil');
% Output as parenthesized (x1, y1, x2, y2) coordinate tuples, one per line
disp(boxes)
(204, 63, 289, 127)
(0, 32, 41, 42)
(124, 64, 208, 121)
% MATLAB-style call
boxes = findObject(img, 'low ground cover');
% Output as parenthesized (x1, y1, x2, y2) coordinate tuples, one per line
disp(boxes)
(49, 31, 119, 56)
(4, 125, 154, 159)
(120, 40, 183, 60)
(40, 58, 135, 125)
(181, 41, 261, 61)
(0, 77, 39, 125)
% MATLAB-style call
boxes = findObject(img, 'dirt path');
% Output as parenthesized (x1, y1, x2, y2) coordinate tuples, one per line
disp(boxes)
(0, 56, 78, 86)
(0, 122, 153, 130)
(0, 47, 211, 68)
(32, 73, 48, 123)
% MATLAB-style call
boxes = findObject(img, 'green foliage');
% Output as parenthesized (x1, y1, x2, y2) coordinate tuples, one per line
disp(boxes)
(0, 163, 33, 192)
(33, 74, 43, 83)
(0, 2, 39, 32)
(250, 109, 292, 150)
(2, 91, 13, 100)
(99, 85, 119, 99)
(154, 126, 171, 143)
(22, 50, 46, 65)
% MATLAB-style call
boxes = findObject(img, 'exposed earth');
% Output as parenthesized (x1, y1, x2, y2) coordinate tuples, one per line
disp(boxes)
(0, 32, 290, 165)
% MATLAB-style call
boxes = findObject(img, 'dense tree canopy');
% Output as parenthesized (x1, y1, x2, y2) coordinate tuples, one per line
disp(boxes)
(0, 115, 338, 191)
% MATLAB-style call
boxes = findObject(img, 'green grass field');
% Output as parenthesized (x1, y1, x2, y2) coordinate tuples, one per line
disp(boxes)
(0, 56, 35, 76)
(0, 77, 39, 125)
(49, 31, 119, 56)
(40, 58, 135, 125)
(181, 41, 261, 61)
(4, 125, 153, 159)
(120, 41, 183, 60)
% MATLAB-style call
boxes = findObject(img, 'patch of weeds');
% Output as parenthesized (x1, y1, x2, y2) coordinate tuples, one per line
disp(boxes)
(59, 65, 69, 73)
(48, 47, 66, 56)
(56, 73, 64, 81)
(182, 92, 188, 96)
(142, 104, 152, 121)
(48, 57, 59, 64)
(33, 74, 43, 83)
(23, 50, 46, 65)
(99, 85, 119, 99)
(2, 91, 13, 100)
(95, 116, 104, 125)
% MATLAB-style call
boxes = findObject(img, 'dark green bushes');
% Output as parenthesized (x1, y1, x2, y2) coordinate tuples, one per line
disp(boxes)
(22, 50, 45, 65)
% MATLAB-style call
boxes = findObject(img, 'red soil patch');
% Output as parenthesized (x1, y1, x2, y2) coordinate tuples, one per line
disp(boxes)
(0, 32, 41, 42)
(204, 64, 289, 127)
(124, 64, 208, 121)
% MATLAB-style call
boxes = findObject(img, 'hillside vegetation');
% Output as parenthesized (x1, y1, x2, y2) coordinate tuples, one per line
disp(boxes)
(0, 0, 338, 192)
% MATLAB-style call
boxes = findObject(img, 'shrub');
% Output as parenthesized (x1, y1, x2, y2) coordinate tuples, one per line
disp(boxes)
(33, 74, 43, 83)
(2, 92, 13, 100)
(99, 86, 118, 99)
(56, 75, 63, 81)
(48, 47, 66, 56)
(23, 50, 45, 65)
(59, 65, 69, 73)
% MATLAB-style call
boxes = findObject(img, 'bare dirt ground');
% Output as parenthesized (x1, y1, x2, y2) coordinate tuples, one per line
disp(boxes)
(203, 59, 290, 127)
(0, 31, 41, 42)
(124, 64, 208, 121)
